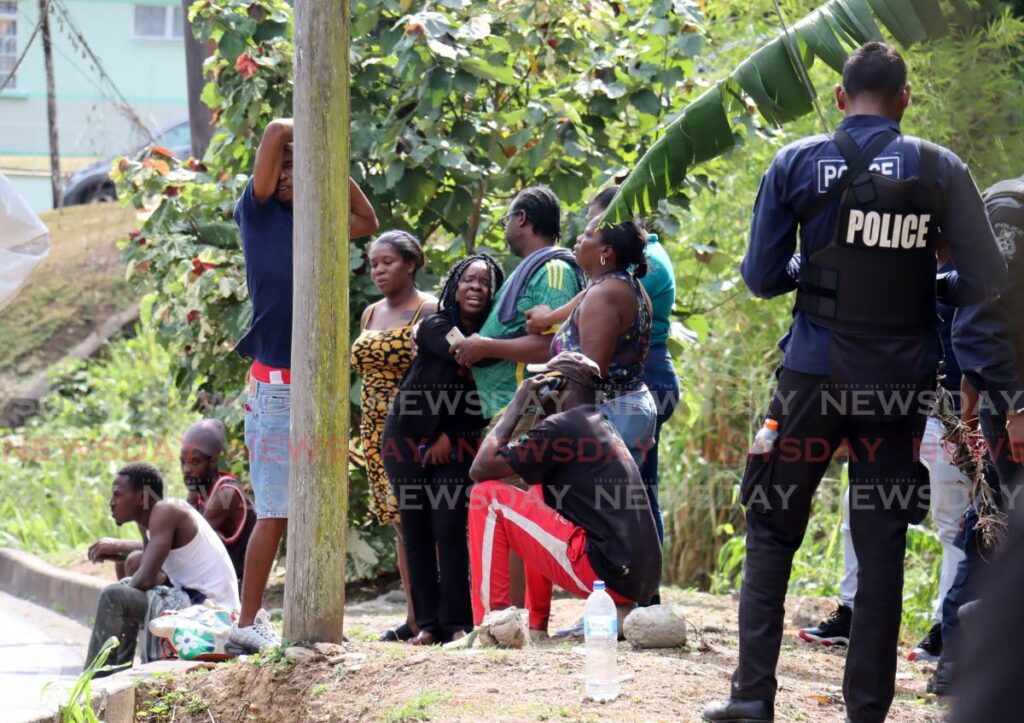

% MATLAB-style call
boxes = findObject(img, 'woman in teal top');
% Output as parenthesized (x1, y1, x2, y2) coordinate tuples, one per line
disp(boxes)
(638, 229, 680, 549)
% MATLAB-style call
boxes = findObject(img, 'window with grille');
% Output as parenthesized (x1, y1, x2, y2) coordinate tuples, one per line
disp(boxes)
(133, 5, 183, 40)
(0, 2, 17, 90)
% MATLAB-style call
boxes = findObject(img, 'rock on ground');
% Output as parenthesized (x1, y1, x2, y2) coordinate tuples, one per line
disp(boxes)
(623, 604, 687, 649)
(478, 607, 528, 649)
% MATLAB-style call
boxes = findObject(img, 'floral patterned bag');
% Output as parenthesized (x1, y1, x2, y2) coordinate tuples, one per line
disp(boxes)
(147, 600, 239, 661)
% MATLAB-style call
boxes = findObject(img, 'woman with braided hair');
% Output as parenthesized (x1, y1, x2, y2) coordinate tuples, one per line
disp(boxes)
(381, 254, 504, 645)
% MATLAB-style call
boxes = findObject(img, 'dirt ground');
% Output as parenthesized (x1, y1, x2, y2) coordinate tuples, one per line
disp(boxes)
(133, 587, 947, 722)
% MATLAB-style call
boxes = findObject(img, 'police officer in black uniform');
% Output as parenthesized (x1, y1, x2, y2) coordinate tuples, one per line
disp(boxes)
(954, 176, 1024, 487)
(928, 175, 1024, 696)
(703, 42, 1006, 723)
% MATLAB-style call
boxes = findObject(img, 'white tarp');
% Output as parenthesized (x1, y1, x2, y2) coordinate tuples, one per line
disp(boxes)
(0, 173, 50, 312)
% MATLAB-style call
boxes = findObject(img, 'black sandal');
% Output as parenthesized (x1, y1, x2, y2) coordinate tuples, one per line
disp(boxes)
(377, 622, 414, 642)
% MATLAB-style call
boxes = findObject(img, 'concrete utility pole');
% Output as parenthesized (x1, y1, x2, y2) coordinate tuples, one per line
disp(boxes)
(38, 0, 59, 208)
(284, 0, 350, 643)
(181, 0, 213, 159)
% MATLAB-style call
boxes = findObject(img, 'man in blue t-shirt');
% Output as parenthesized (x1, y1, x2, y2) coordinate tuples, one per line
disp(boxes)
(227, 118, 378, 654)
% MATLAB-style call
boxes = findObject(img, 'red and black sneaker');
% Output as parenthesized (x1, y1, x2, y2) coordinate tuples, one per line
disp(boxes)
(798, 603, 852, 646)
(908, 622, 943, 662)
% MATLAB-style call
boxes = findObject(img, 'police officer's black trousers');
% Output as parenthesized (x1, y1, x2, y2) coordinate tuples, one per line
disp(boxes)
(731, 368, 929, 723)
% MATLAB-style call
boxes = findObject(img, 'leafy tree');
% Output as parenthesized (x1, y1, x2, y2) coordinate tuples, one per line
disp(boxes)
(113, 0, 719, 544)
(114, 0, 1024, 602)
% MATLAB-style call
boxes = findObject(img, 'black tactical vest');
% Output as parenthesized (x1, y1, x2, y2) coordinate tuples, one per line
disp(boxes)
(795, 129, 942, 335)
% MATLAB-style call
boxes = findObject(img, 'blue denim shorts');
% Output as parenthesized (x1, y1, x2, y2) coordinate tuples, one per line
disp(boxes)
(244, 379, 291, 519)
(600, 386, 657, 468)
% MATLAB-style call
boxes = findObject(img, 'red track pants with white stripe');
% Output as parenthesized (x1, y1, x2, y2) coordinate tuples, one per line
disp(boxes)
(468, 480, 629, 630)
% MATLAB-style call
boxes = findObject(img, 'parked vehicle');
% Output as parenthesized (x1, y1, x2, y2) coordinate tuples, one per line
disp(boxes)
(61, 120, 191, 206)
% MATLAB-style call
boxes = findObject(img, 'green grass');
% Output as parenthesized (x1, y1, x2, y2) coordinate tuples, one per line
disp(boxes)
(383, 692, 451, 722)
(0, 314, 198, 554)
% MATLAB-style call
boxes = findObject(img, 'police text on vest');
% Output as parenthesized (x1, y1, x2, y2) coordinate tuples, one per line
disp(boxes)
(845, 210, 930, 249)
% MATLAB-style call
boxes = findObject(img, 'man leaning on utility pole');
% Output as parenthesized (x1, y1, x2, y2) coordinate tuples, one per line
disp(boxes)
(226, 117, 379, 654)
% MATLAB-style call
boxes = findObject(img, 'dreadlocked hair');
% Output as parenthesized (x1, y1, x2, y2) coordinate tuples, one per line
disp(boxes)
(438, 254, 506, 314)
(511, 186, 562, 241)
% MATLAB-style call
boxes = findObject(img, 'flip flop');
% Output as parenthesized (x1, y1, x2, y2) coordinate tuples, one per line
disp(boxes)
(377, 622, 414, 642)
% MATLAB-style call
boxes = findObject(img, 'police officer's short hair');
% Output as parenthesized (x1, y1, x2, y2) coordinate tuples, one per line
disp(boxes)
(842, 42, 907, 99)
(117, 462, 164, 501)
(511, 186, 561, 241)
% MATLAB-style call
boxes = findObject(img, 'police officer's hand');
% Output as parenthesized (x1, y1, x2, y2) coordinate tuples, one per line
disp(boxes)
(960, 377, 980, 432)
(1007, 411, 1024, 463)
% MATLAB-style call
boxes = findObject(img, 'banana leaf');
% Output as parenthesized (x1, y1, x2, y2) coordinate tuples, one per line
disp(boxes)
(609, 84, 735, 218)
(601, 0, 994, 225)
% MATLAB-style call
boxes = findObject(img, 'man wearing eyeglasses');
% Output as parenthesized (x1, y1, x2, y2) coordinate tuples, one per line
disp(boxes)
(451, 186, 584, 420)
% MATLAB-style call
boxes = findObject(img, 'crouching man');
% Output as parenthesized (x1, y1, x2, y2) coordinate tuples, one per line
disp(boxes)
(468, 351, 661, 636)
(85, 463, 240, 675)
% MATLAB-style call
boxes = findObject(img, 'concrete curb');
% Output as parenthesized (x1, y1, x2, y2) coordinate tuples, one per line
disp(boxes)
(26, 660, 209, 723)
(0, 548, 106, 625)
(0, 548, 207, 722)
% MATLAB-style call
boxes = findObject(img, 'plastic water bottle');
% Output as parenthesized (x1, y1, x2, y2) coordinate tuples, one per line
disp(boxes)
(584, 580, 619, 701)
(750, 418, 780, 455)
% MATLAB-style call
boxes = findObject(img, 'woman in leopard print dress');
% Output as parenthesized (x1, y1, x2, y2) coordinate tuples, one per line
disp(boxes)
(351, 230, 436, 641)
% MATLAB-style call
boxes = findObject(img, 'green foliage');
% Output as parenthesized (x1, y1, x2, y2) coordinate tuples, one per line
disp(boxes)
(107, 0, 1024, 636)
(654, 0, 1024, 642)
(136, 687, 211, 722)
(112, 0, 728, 538)
(602, 0, 1009, 222)
(117, 0, 720, 402)
(59, 636, 118, 722)
(0, 316, 199, 553)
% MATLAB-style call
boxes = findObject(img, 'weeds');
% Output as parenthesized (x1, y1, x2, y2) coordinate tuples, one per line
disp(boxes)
(383, 692, 451, 722)
(0, 316, 199, 554)
(136, 689, 210, 722)
(59, 636, 118, 723)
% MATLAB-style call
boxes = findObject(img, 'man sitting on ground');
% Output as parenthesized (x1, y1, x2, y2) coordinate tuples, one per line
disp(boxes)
(85, 463, 240, 675)
(468, 352, 661, 636)
(89, 421, 257, 587)
(181, 418, 257, 585)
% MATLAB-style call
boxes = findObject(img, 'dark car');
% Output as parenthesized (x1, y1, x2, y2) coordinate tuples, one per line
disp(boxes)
(61, 120, 192, 206)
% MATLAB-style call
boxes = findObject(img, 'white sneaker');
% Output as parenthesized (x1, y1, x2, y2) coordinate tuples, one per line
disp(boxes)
(227, 609, 280, 654)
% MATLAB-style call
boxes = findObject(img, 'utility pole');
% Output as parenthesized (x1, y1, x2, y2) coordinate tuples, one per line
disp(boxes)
(284, 0, 350, 643)
(181, 0, 213, 158)
(38, 0, 59, 208)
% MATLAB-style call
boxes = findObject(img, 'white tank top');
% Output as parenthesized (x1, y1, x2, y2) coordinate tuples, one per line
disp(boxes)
(161, 501, 241, 609)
